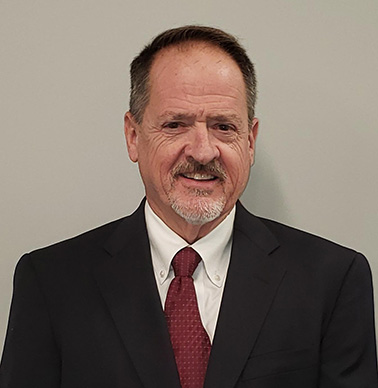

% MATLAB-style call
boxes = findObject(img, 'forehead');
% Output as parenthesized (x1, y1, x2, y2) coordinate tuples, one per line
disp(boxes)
(150, 42, 243, 80)
(147, 42, 247, 114)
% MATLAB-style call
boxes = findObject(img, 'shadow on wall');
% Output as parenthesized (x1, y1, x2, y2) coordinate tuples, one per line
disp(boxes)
(241, 148, 292, 225)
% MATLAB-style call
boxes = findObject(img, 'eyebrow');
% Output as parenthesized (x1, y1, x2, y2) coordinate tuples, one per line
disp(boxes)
(158, 112, 196, 121)
(158, 112, 243, 126)
(207, 114, 243, 126)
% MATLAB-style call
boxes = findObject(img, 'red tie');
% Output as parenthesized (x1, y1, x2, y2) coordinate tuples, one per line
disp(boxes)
(164, 247, 211, 388)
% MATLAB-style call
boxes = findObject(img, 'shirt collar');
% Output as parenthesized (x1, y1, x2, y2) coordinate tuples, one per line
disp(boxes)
(145, 201, 235, 288)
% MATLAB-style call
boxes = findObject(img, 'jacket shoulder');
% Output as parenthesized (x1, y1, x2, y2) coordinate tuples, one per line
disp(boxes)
(236, 202, 367, 272)
(20, 201, 146, 271)
(27, 217, 124, 259)
(258, 216, 357, 255)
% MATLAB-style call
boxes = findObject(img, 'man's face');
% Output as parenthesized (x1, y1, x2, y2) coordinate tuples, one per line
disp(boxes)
(125, 43, 258, 229)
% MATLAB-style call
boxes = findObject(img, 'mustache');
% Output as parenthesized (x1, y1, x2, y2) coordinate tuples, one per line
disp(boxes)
(172, 158, 227, 181)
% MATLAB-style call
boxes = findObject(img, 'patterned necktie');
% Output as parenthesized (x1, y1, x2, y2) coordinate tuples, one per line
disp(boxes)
(164, 247, 211, 388)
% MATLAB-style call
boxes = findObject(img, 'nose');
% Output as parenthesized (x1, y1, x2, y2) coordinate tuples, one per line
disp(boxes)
(184, 123, 220, 165)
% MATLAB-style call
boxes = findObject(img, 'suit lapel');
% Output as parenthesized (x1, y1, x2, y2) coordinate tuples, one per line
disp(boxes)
(205, 203, 286, 388)
(93, 201, 181, 388)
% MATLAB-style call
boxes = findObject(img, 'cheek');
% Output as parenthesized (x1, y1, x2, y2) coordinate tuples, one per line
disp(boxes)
(137, 134, 165, 167)
(222, 144, 252, 183)
(140, 142, 182, 183)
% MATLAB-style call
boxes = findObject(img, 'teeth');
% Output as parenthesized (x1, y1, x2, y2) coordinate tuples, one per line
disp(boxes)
(182, 172, 216, 180)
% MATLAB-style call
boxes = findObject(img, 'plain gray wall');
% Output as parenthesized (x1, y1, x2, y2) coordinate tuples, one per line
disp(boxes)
(1, 0, 378, 352)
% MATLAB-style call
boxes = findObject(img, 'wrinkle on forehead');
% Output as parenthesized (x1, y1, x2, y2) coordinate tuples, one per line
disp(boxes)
(150, 92, 247, 122)
(157, 111, 244, 126)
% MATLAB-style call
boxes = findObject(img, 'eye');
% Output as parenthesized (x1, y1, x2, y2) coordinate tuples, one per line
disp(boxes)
(164, 122, 181, 129)
(216, 123, 234, 131)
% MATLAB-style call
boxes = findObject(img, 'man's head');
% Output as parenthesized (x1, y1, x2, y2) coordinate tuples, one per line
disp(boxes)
(124, 26, 259, 239)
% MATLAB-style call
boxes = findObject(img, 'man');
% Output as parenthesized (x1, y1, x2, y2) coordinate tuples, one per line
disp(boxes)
(0, 25, 377, 388)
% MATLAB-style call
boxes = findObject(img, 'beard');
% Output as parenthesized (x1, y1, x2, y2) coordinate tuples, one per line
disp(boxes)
(170, 188, 226, 225)
(168, 159, 227, 225)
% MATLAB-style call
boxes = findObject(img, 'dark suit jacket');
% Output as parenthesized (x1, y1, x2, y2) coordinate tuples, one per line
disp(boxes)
(1, 201, 377, 387)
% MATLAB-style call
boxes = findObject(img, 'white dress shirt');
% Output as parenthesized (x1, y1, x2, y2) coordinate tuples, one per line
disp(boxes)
(145, 201, 235, 342)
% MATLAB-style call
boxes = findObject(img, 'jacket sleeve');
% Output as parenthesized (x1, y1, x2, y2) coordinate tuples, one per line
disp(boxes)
(0, 255, 61, 387)
(319, 253, 378, 387)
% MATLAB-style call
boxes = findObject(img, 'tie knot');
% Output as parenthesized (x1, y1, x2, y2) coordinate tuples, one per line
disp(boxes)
(172, 247, 201, 277)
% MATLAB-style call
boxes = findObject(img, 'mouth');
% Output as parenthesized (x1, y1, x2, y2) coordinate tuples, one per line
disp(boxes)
(172, 159, 227, 186)
(180, 172, 218, 181)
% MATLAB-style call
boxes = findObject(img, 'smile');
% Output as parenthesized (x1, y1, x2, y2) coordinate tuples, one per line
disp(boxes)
(181, 172, 217, 181)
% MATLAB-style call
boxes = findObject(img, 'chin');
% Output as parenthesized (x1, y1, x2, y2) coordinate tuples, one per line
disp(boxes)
(169, 193, 226, 225)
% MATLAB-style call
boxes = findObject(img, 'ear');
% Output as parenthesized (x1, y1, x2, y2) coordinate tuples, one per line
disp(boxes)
(124, 111, 139, 162)
(248, 117, 259, 166)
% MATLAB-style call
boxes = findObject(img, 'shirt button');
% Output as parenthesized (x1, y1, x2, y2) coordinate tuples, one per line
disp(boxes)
(214, 274, 221, 281)
(159, 270, 165, 278)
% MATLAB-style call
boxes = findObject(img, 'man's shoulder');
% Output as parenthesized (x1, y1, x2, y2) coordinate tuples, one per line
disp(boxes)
(21, 202, 146, 269)
(259, 215, 357, 257)
(236, 202, 365, 271)
(29, 217, 124, 257)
